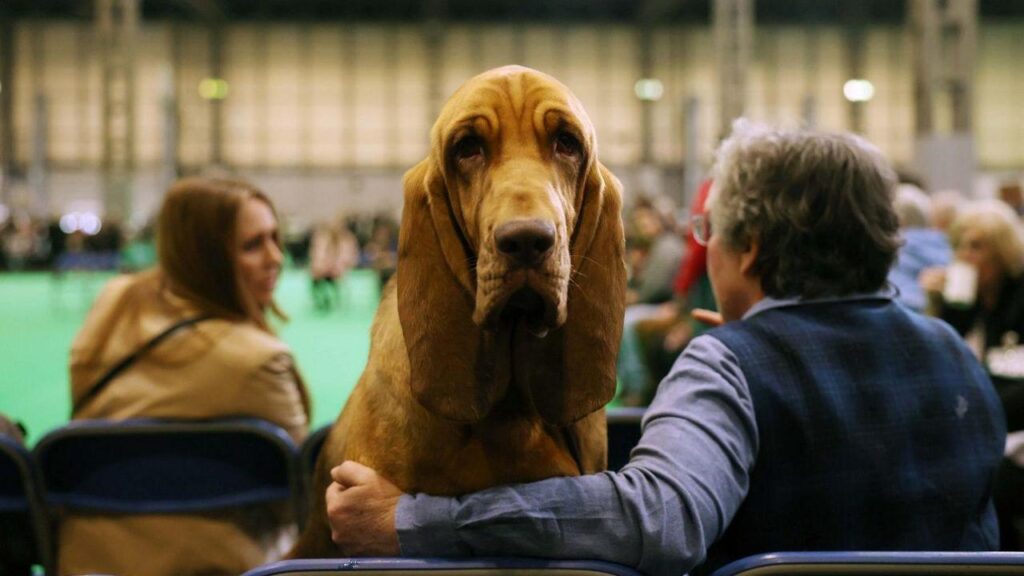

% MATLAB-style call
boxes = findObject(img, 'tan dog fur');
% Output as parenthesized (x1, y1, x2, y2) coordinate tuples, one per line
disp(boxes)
(290, 65, 626, 558)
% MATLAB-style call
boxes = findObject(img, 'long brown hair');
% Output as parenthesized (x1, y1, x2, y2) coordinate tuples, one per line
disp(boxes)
(157, 177, 284, 331)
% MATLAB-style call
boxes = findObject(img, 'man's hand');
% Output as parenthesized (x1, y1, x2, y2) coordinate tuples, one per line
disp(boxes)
(326, 461, 403, 556)
(918, 266, 947, 295)
(691, 308, 724, 327)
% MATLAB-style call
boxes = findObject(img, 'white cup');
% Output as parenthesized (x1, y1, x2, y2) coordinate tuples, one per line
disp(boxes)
(943, 260, 978, 308)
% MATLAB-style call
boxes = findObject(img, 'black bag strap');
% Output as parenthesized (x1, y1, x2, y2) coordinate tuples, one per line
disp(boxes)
(72, 314, 214, 414)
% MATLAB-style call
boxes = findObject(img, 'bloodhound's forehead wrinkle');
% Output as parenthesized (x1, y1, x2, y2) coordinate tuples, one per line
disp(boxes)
(434, 66, 594, 155)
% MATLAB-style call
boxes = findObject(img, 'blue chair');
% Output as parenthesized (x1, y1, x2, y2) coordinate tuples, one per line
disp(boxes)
(710, 551, 1024, 576)
(606, 407, 644, 471)
(0, 435, 52, 575)
(33, 418, 302, 519)
(243, 558, 643, 576)
(299, 423, 333, 527)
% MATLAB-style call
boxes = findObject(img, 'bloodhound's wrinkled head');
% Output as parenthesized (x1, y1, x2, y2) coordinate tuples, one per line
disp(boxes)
(397, 65, 626, 426)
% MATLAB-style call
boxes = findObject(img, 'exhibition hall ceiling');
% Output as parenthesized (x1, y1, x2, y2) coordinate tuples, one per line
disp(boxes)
(7, 0, 1023, 24)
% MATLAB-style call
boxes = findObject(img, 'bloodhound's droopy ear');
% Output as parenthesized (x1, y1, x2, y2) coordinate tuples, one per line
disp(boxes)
(396, 158, 512, 422)
(524, 161, 627, 426)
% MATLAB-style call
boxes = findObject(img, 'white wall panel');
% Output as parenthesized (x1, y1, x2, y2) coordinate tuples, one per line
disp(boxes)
(9, 18, 1024, 184)
(977, 23, 1024, 169)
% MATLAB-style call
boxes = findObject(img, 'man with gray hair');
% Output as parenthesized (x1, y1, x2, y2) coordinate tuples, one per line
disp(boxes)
(888, 183, 952, 312)
(321, 123, 1005, 576)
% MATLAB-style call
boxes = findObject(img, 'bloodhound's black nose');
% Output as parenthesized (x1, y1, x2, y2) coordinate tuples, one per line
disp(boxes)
(494, 219, 556, 267)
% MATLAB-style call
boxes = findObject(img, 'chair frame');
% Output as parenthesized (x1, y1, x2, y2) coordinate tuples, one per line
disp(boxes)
(34, 417, 302, 514)
(710, 551, 1024, 576)
(0, 434, 53, 574)
(243, 557, 643, 576)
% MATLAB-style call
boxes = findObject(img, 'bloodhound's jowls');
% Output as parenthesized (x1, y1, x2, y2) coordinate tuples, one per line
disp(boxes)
(289, 65, 627, 558)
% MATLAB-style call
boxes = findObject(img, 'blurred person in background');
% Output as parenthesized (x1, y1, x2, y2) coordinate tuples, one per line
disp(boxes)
(931, 189, 965, 234)
(920, 199, 1024, 549)
(920, 200, 1024, 390)
(64, 177, 311, 576)
(999, 181, 1023, 217)
(362, 215, 399, 291)
(617, 197, 685, 405)
(309, 217, 359, 312)
(625, 198, 685, 307)
(887, 184, 951, 313)
(2, 213, 43, 270)
(621, 181, 717, 406)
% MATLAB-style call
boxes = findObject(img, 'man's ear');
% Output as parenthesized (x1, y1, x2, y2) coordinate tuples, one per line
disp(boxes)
(740, 238, 760, 277)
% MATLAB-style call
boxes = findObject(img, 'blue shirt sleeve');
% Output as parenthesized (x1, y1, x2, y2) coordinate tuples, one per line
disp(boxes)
(395, 335, 759, 576)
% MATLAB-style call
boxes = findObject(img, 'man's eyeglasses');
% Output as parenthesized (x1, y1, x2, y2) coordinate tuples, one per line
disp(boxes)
(690, 214, 712, 247)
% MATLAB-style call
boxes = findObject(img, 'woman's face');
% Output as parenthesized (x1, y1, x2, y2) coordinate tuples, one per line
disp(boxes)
(235, 197, 283, 308)
(955, 226, 1004, 292)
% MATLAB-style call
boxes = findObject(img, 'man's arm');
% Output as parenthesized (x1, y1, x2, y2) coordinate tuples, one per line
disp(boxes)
(328, 335, 758, 576)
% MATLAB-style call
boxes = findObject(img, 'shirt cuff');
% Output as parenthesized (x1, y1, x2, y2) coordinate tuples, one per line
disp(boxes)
(396, 493, 473, 557)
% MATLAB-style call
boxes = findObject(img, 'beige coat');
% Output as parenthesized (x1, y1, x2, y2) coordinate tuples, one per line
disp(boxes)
(62, 272, 310, 576)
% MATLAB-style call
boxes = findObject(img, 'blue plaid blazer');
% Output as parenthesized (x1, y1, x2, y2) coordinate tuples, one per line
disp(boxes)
(701, 297, 1005, 573)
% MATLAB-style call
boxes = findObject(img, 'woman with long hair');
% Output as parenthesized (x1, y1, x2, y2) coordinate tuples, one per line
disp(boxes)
(63, 177, 310, 576)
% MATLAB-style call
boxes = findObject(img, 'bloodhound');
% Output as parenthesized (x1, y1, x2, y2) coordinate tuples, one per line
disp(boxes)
(289, 65, 626, 558)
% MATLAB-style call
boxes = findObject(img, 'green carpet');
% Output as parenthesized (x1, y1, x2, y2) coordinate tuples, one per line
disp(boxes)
(0, 268, 379, 444)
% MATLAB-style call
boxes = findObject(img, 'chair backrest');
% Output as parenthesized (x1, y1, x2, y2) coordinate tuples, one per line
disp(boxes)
(0, 434, 52, 574)
(710, 551, 1024, 576)
(299, 423, 332, 528)
(33, 418, 300, 515)
(242, 557, 644, 576)
(606, 407, 644, 471)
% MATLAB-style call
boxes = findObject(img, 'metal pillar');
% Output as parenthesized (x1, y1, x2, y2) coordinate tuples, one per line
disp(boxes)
(161, 62, 179, 191)
(423, 0, 446, 123)
(168, 23, 184, 181)
(423, 21, 444, 125)
(208, 21, 224, 167)
(910, 0, 977, 194)
(682, 96, 702, 206)
(638, 27, 655, 164)
(30, 93, 48, 213)
(96, 0, 138, 219)
(300, 25, 313, 168)
(341, 26, 357, 167)
(28, 22, 47, 213)
(801, 29, 820, 129)
(713, 0, 752, 140)
(384, 27, 400, 166)
(843, 3, 867, 133)
(912, 0, 976, 135)
(256, 21, 269, 166)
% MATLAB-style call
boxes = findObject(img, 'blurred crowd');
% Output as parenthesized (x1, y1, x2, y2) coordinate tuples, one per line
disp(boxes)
(0, 213, 127, 273)
(0, 209, 400, 298)
(615, 177, 1024, 410)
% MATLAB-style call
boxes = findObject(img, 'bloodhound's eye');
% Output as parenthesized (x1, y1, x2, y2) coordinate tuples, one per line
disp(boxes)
(554, 131, 583, 159)
(453, 135, 486, 163)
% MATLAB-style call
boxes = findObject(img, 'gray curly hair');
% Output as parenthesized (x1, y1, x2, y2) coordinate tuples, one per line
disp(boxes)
(707, 120, 901, 299)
